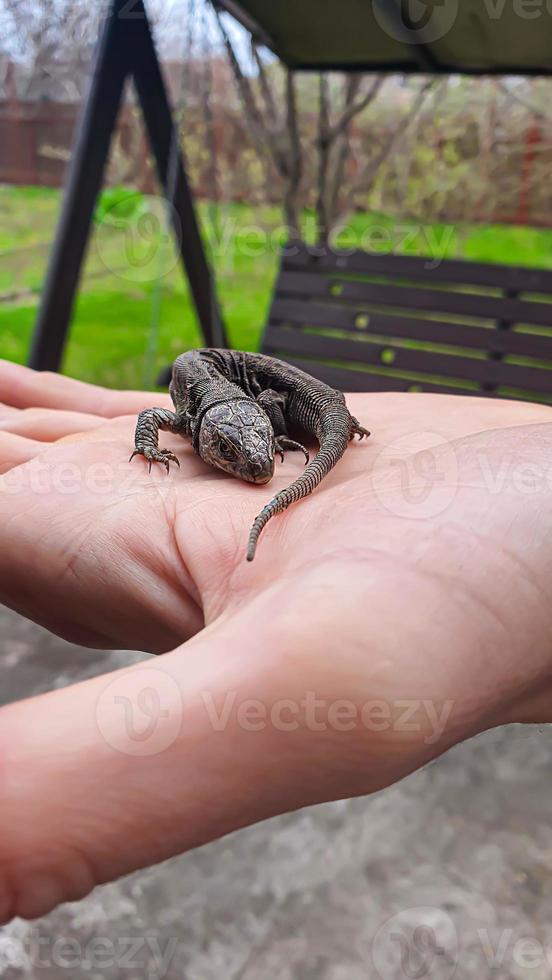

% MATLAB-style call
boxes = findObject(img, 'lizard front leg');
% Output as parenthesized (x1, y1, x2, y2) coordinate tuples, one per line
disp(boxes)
(130, 408, 189, 473)
(256, 390, 309, 464)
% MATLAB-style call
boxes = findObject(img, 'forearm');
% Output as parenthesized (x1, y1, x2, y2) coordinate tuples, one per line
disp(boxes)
(3, 566, 551, 924)
(0, 609, 344, 923)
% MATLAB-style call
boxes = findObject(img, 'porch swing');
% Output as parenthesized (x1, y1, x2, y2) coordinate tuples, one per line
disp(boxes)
(30, 0, 552, 405)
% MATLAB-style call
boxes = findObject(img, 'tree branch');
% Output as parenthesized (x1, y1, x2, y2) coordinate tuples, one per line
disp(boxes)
(352, 79, 434, 201)
(251, 41, 279, 125)
(283, 70, 302, 238)
(329, 75, 386, 141)
(497, 81, 550, 123)
(213, 7, 267, 147)
(316, 73, 332, 245)
(214, 5, 302, 236)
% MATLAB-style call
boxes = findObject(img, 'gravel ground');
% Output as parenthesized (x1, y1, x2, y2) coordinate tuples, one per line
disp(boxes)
(1, 605, 551, 980)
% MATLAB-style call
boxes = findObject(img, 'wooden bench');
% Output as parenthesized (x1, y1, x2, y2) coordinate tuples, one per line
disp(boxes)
(260, 245, 552, 404)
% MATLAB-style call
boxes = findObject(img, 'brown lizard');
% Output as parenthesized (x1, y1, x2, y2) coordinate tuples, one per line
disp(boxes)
(131, 349, 370, 560)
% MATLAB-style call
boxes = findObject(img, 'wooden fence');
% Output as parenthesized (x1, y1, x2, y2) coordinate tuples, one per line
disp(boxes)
(0, 100, 156, 190)
(1, 98, 552, 228)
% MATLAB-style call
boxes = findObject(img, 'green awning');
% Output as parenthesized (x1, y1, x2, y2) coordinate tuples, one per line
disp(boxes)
(215, 0, 552, 75)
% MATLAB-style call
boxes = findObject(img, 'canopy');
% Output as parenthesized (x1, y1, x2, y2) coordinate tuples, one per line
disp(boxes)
(215, 0, 552, 75)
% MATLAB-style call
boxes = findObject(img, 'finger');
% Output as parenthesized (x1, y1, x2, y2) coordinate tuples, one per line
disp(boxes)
(0, 432, 47, 474)
(0, 360, 171, 417)
(0, 408, 105, 442)
(0, 401, 18, 416)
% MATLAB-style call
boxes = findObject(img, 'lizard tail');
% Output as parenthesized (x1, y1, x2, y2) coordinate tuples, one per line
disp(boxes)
(246, 412, 352, 561)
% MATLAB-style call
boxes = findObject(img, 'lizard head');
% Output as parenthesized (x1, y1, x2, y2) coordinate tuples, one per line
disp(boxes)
(199, 400, 275, 484)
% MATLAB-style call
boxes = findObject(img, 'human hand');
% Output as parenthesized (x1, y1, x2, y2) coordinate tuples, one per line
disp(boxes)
(0, 359, 551, 922)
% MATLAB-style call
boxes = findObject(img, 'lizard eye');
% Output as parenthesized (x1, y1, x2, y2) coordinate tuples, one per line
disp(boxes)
(218, 438, 236, 460)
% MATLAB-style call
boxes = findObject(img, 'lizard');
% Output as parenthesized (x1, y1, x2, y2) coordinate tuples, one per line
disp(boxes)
(130, 349, 370, 561)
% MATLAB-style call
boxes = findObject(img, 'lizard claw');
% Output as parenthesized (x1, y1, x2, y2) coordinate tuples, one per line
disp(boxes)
(349, 417, 370, 440)
(130, 447, 181, 473)
(275, 436, 309, 465)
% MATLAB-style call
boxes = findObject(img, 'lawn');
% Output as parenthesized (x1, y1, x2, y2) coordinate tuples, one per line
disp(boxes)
(2, 184, 552, 389)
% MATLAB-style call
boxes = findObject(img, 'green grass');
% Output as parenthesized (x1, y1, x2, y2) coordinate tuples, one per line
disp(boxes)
(2, 184, 552, 389)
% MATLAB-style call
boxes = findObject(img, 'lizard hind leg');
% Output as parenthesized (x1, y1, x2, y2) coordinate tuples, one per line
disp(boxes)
(349, 416, 370, 440)
(130, 407, 183, 474)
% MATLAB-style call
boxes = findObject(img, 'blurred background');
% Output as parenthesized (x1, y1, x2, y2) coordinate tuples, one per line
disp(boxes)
(2, 0, 552, 386)
(1, 2, 552, 977)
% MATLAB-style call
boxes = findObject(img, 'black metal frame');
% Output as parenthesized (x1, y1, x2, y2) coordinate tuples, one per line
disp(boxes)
(29, 0, 226, 372)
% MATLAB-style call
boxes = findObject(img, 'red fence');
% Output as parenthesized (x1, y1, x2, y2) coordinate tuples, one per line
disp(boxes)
(2, 98, 552, 228)
(0, 100, 155, 190)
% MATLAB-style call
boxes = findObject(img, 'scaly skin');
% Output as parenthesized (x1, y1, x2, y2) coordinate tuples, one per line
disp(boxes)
(131, 349, 370, 559)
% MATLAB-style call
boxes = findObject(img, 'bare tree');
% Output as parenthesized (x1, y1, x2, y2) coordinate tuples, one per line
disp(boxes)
(349, 79, 434, 209)
(1, 0, 101, 99)
(316, 73, 385, 245)
(497, 79, 550, 122)
(213, 0, 435, 246)
(213, 5, 303, 238)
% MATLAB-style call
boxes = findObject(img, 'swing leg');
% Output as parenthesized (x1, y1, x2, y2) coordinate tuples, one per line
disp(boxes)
(30, 0, 227, 373)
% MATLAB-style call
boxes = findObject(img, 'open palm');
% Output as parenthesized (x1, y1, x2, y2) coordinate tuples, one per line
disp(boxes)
(0, 357, 551, 923)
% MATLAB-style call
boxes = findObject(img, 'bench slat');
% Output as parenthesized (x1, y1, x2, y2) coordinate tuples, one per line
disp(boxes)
(262, 352, 490, 396)
(270, 297, 552, 359)
(262, 249, 552, 402)
(265, 325, 552, 394)
(277, 271, 552, 329)
(284, 247, 552, 294)
(265, 356, 475, 395)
